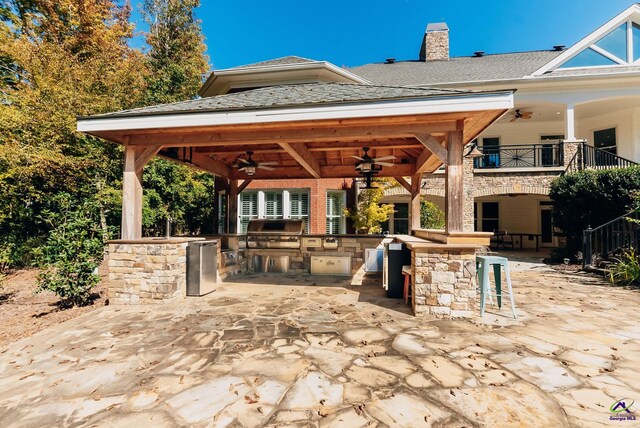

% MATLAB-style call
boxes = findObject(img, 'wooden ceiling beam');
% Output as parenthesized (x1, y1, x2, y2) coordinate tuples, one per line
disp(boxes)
(278, 142, 322, 179)
(230, 163, 415, 180)
(159, 153, 231, 178)
(125, 122, 460, 148)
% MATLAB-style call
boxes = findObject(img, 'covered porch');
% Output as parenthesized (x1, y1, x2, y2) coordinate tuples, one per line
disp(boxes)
(78, 83, 514, 318)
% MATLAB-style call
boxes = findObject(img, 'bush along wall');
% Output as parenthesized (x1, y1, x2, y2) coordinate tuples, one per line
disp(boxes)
(549, 166, 640, 255)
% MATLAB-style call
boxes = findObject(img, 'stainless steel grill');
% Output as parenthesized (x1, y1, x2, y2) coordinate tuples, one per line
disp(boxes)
(246, 219, 304, 249)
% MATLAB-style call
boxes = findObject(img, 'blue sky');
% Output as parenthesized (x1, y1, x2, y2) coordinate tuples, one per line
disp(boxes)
(130, 0, 635, 69)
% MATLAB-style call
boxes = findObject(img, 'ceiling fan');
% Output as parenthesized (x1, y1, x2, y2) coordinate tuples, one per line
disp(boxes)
(351, 147, 395, 173)
(510, 109, 533, 122)
(233, 151, 278, 176)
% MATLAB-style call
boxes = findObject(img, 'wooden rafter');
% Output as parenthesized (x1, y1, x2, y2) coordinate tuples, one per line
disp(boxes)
(278, 142, 322, 178)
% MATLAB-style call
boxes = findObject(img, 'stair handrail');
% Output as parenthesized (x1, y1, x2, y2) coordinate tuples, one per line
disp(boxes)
(583, 209, 640, 267)
(564, 142, 637, 175)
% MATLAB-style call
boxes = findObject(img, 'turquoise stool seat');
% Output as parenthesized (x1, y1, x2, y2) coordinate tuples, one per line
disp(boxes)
(476, 255, 517, 319)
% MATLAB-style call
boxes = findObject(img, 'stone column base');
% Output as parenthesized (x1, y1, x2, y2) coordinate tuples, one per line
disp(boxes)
(412, 248, 477, 318)
(107, 240, 190, 305)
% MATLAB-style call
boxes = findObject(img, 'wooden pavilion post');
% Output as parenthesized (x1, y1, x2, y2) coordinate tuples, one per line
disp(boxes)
(409, 173, 422, 233)
(228, 179, 239, 234)
(121, 144, 143, 240)
(445, 130, 464, 233)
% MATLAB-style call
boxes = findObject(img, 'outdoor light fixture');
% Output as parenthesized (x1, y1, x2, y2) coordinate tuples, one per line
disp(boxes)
(244, 165, 256, 176)
(464, 141, 484, 159)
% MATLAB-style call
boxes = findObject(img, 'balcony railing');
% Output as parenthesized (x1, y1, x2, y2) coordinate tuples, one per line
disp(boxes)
(473, 143, 564, 170)
(564, 142, 637, 175)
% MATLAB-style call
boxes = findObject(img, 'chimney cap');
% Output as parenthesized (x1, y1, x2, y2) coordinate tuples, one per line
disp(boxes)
(553, 45, 566, 51)
(385, 58, 396, 64)
(426, 22, 449, 32)
(473, 51, 485, 57)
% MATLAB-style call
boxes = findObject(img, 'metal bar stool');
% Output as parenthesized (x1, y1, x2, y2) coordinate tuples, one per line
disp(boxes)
(476, 255, 517, 319)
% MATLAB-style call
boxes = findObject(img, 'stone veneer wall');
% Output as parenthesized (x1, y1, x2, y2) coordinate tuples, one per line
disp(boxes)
(108, 242, 188, 304)
(412, 248, 477, 318)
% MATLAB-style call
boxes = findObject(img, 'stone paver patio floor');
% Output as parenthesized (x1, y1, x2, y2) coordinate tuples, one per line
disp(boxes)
(1, 262, 640, 427)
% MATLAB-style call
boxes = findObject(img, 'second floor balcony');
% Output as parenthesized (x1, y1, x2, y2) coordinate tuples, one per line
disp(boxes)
(473, 142, 564, 170)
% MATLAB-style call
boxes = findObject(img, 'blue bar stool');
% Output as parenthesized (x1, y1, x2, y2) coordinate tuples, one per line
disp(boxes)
(476, 255, 517, 319)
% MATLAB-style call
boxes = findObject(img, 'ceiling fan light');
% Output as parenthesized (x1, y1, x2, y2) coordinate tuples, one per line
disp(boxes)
(245, 166, 256, 176)
(360, 162, 372, 172)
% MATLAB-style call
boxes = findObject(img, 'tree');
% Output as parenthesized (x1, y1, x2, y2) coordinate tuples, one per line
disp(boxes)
(142, 0, 208, 104)
(420, 200, 445, 229)
(139, 0, 214, 234)
(345, 180, 394, 234)
(0, 0, 146, 269)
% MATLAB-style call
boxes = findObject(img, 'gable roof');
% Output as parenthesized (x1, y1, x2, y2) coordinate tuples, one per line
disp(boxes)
(85, 83, 491, 119)
(348, 51, 563, 86)
(231, 56, 316, 69)
(533, 3, 640, 75)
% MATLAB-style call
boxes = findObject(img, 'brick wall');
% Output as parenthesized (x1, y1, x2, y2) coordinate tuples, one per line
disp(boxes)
(245, 178, 354, 234)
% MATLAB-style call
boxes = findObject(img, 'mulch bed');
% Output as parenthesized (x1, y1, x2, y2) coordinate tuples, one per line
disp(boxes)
(0, 264, 108, 349)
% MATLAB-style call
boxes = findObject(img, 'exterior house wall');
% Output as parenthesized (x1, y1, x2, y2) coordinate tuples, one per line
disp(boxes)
(476, 119, 566, 145)
(576, 107, 637, 162)
(244, 178, 353, 234)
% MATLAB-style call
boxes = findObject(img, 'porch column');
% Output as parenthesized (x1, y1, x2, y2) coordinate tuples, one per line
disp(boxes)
(122, 145, 143, 240)
(409, 173, 422, 232)
(445, 130, 464, 233)
(228, 179, 239, 234)
(566, 104, 576, 141)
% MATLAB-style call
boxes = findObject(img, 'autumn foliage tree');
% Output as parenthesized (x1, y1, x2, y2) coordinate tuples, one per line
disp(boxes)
(0, 0, 214, 304)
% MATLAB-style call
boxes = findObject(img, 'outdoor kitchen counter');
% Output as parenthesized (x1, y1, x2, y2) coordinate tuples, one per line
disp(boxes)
(392, 234, 484, 251)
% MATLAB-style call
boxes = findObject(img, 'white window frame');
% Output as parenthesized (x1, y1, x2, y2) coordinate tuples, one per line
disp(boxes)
(326, 190, 346, 235)
(237, 189, 310, 234)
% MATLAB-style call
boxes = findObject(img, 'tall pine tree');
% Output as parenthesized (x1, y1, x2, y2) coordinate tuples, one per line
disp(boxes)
(142, 0, 209, 104)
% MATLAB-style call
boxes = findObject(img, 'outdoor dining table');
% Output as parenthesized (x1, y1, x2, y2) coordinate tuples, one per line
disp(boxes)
(494, 232, 542, 251)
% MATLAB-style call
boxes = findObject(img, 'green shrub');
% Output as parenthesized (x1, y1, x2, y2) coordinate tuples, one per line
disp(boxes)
(420, 201, 445, 229)
(550, 166, 640, 253)
(608, 249, 640, 286)
(35, 194, 107, 307)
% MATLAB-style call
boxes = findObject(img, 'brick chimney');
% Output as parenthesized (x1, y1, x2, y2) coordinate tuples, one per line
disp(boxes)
(419, 22, 449, 61)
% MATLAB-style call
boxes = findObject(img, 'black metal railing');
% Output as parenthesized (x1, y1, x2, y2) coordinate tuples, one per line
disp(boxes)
(473, 143, 564, 169)
(564, 142, 637, 175)
(582, 210, 640, 267)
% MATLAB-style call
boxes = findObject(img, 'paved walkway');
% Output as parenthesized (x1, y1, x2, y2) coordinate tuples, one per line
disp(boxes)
(1, 265, 639, 427)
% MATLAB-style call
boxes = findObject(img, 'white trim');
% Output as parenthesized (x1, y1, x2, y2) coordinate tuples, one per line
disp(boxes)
(589, 44, 626, 65)
(627, 18, 634, 63)
(531, 4, 640, 76)
(198, 61, 370, 96)
(77, 92, 514, 133)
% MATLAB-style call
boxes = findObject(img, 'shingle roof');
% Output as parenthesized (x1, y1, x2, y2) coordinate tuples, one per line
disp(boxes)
(84, 83, 489, 119)
(348, 51, 564, 86)
(231, 56, 316, 69)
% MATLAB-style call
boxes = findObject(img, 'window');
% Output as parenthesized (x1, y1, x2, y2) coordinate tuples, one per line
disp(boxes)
(393, 203, 409, 234)
(264, 191, 283, 219)
(237, 190, 310, 233)
(239, 192, 258, 233)
(481, 202, 499, 233)
(474, 202, 478, 231)
(541, 135, 564, 167)
(559, 20, 640, 69)
(594, 128, 617, 166)
(479, 137, 500, 168)
(290, 191, 310, 233)
(594, 23, 627, 60)
(326, 191, 345, 234)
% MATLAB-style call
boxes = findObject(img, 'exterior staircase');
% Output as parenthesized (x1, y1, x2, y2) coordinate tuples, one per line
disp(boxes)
(564, 142, 637, 175)
(582, 210, 640, 268)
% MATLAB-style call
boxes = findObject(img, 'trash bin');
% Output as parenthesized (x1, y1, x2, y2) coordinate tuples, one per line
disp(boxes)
(384, 242, 411, 298)
(186, 240, 218, 296)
